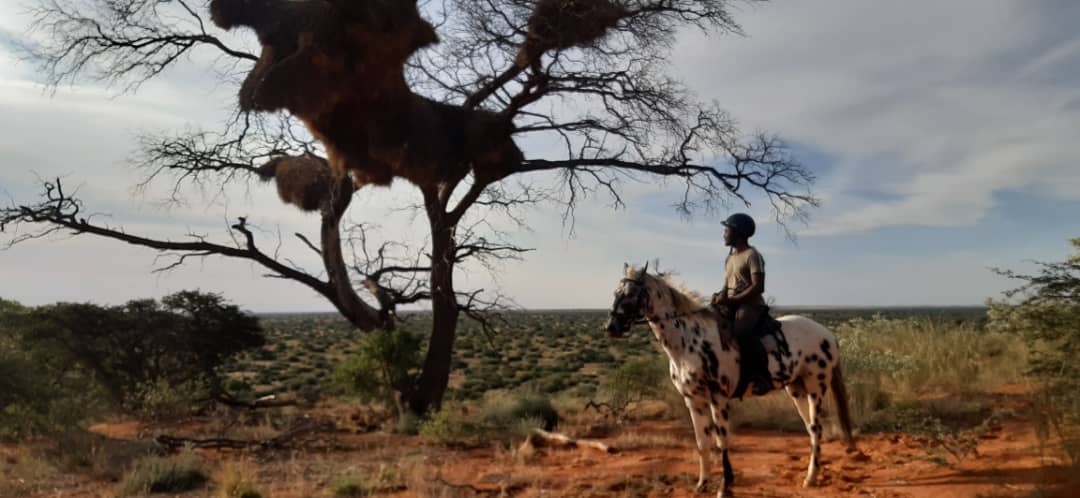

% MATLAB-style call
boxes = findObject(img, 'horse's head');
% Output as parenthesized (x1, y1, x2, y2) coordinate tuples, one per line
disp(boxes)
(604, 262, 651, 338)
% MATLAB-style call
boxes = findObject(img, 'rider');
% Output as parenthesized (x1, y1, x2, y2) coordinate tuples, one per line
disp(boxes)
(712, 213, 773, 397)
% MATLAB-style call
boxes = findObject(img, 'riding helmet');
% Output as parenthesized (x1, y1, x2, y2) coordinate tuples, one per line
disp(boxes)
(722, 213, 756, 238)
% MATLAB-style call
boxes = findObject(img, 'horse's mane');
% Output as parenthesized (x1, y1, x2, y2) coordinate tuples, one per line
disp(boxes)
(647, 271, 709, 314)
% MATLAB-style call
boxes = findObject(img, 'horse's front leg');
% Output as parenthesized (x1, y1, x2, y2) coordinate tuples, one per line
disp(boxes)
(709, 401, 735, 498)
(684, 398, 713, 492)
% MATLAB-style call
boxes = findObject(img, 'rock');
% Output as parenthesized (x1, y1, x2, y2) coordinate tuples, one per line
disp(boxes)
(848, 451, 871, 463)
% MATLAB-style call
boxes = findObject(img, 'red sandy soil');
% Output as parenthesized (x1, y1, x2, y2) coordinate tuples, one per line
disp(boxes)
(419, 419, 1069, 498)
(4, 388, 1072, 498)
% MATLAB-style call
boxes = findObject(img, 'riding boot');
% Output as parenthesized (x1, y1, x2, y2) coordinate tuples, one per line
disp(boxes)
(732, 335, 770, 399)
(744, 336, 773, 396)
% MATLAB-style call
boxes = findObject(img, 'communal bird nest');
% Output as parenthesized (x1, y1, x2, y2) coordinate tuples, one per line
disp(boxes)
(518, 0, 627, 66)
(210, 0, 524, 191)
(257, 153, 331, 212)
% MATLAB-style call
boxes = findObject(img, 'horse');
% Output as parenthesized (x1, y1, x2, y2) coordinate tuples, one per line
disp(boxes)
(603, 263, 856, 498)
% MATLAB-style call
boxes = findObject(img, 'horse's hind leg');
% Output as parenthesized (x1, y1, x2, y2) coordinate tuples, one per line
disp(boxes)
(709, 401, 735, 498)
(684, 398, 713, 493)
(786, 382, 822, 487)
(803, 388, 827, 487)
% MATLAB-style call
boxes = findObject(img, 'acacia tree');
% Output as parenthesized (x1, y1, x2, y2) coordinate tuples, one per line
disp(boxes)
(988, 238, 1080, 462)
(2, 0, 817, 414)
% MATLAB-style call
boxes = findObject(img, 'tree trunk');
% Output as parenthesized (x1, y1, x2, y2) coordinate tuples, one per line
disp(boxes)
(319, 178, 387, 331)
(407, 190, 459, 414)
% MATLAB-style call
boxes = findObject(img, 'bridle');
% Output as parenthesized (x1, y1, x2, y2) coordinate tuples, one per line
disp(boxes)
(613, 276, 649, 327)
(616, 275, 700, 326)
(617, 275, 717, 326)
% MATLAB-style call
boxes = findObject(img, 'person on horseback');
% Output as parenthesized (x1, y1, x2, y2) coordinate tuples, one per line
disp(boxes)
(712, 212, 773, 398)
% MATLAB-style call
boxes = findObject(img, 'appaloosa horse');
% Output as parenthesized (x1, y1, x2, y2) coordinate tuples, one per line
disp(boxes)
(604, 263, 856, 497)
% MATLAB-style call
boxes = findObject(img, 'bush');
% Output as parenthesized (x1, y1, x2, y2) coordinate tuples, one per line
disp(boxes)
(591, 357, 668, 421)
(835, 315, 1025, 427)
(418, 410, 482, 445)
(125, 378, 209, 421)
(989, 238, 1080, 464)
(418, 390, 560, 446)
(225, 378, 252, 395)
(0, 292, 263, 428)
(118, 452, 207, 496)
(332, 477, 368, 497)
(479, 390, 559, 431)
(214, 459, 262, 498)
(333, 330, 421, 415)
(1, 331, 118, 437)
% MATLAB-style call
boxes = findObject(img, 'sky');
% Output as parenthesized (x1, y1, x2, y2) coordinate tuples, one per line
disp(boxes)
(2, 0, 1079, 311)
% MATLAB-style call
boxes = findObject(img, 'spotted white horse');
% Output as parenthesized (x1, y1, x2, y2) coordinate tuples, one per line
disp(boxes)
(603, 263, 856, 497)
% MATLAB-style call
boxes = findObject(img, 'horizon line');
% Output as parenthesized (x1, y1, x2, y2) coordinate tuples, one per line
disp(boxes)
(253, 304, 990, 315)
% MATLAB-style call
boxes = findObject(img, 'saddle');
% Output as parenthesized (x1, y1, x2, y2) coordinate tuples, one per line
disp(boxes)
(709, 301, 781, 341)
(711, 302, 788, 399)
(754, 306, 784, 338)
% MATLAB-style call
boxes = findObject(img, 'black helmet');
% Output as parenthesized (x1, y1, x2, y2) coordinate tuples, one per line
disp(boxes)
(722, 213, 756, 238)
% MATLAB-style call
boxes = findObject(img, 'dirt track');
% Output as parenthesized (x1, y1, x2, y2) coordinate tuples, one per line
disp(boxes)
(8, 400, 1071, 498)
(418, 420, 1067, 498)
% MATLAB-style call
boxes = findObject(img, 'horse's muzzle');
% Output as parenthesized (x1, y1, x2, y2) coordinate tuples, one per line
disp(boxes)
(604, 316, 627, 338)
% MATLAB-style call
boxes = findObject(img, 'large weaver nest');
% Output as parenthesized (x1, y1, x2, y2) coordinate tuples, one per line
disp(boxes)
(518, 0, 627, 67)
(256, 153, 332, 212)
(210, 0, 624, 194)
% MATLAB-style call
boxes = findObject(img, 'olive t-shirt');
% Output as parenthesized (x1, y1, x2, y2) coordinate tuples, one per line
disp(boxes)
(725, 246, 766, 306)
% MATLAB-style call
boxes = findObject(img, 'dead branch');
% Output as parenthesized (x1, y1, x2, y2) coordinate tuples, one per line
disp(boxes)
(213, 394, 299, 410)
(23, 0, 256, 91)
(522, 428, 618, 454)
(153, 417, 334, 451)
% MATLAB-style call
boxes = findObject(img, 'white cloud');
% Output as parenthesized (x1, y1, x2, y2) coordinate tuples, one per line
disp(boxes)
(3, 0, 1078, 310)
(672, 0, 1080, 237)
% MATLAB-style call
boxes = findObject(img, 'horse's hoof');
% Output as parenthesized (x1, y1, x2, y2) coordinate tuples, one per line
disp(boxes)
(717, 487, 733, 498)
(695, 480, 707, 493)
(803, 478, 815, 488)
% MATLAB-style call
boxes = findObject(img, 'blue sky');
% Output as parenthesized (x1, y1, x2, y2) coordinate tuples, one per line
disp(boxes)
(2, 0, 1079, 311)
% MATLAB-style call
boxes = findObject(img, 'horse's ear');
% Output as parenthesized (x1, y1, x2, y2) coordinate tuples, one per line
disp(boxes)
(641, 261, 649, 275)
(623, 262, 630, 276)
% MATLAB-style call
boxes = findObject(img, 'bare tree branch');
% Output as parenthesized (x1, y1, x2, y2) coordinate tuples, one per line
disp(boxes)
(22, 0, 257, 92)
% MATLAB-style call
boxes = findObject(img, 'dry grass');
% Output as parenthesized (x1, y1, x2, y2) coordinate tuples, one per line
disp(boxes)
(612, 430, 687, 450)
(116, 451, 207, 497)
(213, 458, 263, 498)
(732, 394, 811, 434)
(0, 445, 60, 496)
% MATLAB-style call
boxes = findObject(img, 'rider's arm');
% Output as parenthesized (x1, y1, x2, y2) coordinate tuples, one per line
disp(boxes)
(712, 287, 729, 306)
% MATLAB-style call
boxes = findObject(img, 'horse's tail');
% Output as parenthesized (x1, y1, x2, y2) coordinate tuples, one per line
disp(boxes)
(831, 362, 855, 448)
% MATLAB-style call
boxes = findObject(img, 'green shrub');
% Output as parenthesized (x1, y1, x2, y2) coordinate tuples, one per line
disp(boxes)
(118, 453, 207, 496)
(989, 238, 1080, 464)
(333, 330, 421, 415)
(591, 357, 668, 421)
(479, 390, 559, 431)
(225, 378, 252, 395)
(332, 477, 368, 497)
(418, 390, 560, 446)
(125, 377, 209, 421)
(418, 410, 481, 445)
